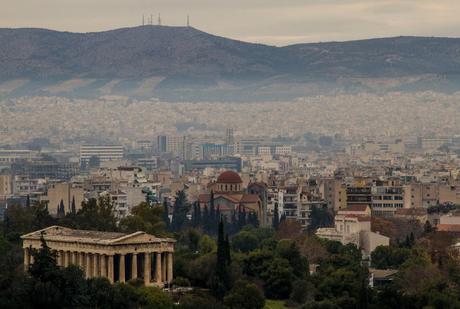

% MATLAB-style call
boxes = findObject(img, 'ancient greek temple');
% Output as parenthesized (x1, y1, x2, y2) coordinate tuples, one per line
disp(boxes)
(21, 226, 175, 286)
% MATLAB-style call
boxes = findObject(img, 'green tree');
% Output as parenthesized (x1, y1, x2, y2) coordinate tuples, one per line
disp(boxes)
(309, 205, 334, 232)
(276, 240, 309, 279)
(119, 202, 165, 236)
(231, 230, 259, 253)
(223, 280, 265, 309)
(198, 234, 217, 254)
(290, 279, 314, 305)
(261, 257, 294, 299)
(73, 197, 117, 232)
(138, 286, 174, 309)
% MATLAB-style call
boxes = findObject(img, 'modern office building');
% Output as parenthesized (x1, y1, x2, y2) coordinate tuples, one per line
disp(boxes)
(184, 157, 242, 172)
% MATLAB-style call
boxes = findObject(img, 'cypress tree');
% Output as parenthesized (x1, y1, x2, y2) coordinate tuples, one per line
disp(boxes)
(26, 195, 31, 208)
(163, 198, 170, 230)
(216, 205, 221, 225)
(230, 210, 237, 234)
(71, 196, 76, 215)
(273, 202, 280, 230)
(196, 202, 202, 227)
(241, 208, 247, 227)
(250, 212, 260, 228)
(210, 191, 216, 233)
(215, 217, 230, 299)
(203, 204, 210, 233)
(280, 213, 286, 223)
(224, 234, 231, 265)
(409, 232, 415, 247)
(57, 200, 65, 218)
(192, 202, 201, 228)
(237, 206, 244, 230)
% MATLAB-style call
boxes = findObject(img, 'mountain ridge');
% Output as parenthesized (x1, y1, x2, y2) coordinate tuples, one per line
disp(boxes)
(1, 26, 460, 100)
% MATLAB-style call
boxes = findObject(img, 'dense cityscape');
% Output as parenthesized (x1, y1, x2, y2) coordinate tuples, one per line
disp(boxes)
(3, 1, 460, 308)
(1, 91, 460, 308)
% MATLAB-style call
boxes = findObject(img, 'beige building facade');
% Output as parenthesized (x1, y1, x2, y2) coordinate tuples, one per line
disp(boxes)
(43, 183, 85, 216)
(21, 226, 175, 287)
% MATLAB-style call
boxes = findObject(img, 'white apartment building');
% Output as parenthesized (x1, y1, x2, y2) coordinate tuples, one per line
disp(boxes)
(0, 150, 39, 165)
(274, 146, 292, 156)
(316, 214, 389, 256)
(80, 145, 124, 164)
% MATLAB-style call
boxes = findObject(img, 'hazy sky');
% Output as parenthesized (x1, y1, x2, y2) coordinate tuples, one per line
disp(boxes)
(2, 0, 460, 46)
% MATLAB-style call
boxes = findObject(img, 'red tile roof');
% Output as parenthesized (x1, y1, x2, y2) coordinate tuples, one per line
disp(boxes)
(240, 194, 260, 203)
(437, 224, 460, 232)
(346, 205, 370, 212)
(217, 171, 242, 184)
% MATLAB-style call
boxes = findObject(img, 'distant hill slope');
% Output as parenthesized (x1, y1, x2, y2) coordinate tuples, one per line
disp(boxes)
(1, 26, 460, 100)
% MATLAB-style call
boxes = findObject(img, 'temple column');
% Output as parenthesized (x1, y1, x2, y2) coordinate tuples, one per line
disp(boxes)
(131, 253, 138, 280)
(58, 250, 64, 266)
(167, 252, 173, 283)
(155, 252, 162, 284)
(63, 251, 69, 267)
(85, 253, 91, 278)
(92, 254, 98, 277)
(119, 254, 126, 283)
(107, 255, 114, 283)
(23, 248, 30, 271)
(71, 251, 77, 265)
(100, 254, 107, 278)
(161, 253, 166, 283)
(144, 253, 151, 285)
(78, 252, 85, 270)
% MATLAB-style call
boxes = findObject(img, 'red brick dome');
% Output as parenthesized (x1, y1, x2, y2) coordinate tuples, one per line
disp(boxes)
(216, 171, 242, 184)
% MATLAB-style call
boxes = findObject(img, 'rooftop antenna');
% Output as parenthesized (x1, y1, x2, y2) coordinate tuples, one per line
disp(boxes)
(158, 13, 162, 26)
(187, 15, 190, 27)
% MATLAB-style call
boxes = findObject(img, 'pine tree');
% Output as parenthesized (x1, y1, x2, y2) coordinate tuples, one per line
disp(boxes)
(273, 202, 280, 230)
(171, 190, 189, 232)
(29, 233, 58, 280)
(71, 196, 76, 215)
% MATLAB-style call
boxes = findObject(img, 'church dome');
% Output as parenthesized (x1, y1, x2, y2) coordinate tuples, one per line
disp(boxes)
(216, 171, 243, 184)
